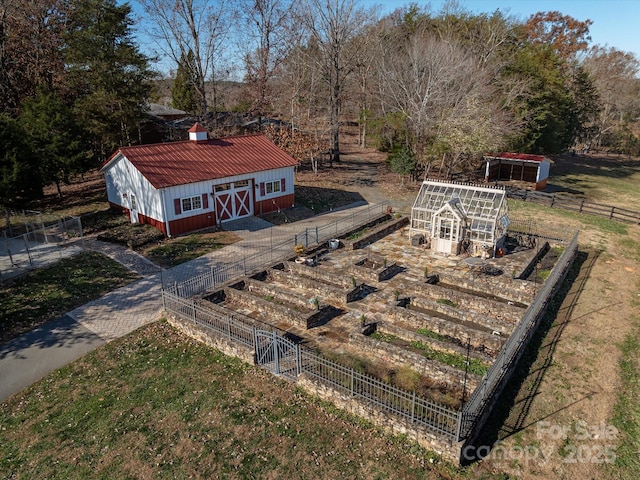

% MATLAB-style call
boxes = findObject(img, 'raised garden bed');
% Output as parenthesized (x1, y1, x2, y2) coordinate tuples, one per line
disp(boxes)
(340, 215, 409, 250)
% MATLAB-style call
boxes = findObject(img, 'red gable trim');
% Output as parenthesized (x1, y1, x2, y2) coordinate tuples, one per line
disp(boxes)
(485, 152, 550, 163)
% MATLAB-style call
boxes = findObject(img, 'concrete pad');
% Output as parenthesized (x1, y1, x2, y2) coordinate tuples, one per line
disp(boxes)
(0, 315, 105, 402)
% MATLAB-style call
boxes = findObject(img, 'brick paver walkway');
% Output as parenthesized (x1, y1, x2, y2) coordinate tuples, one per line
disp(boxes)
(72, 201, 377, 340)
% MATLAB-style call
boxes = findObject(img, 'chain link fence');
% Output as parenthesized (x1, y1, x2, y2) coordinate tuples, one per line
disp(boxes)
(0, 210, 84, 282)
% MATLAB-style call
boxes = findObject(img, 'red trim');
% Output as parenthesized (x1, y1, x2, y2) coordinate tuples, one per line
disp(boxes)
(168, 210, 217, 236)
(260, 182, 265, 196)
(202, 193, 209, 209)
(108, 201, 130, 219)
(174, 198, 182, 214)
(256, 193, 295, 215)
(281, 178, 285, 192)
(138, 213, 167, 235)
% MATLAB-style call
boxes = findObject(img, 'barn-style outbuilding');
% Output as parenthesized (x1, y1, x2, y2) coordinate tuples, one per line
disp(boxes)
(101, 123, 298, 237)
(409, 180, 510, 256)
(483, 152, 552, 191)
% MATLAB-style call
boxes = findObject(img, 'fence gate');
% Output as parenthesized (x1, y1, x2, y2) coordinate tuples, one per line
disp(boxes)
(254, 330, 299, 381)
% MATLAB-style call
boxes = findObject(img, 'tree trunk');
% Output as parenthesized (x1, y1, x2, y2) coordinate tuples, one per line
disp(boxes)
(330, 77, 340, 164)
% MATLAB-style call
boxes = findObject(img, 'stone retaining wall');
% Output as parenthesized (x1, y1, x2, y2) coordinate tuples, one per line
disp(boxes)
(245, 277, 317, 309)
(404, 282, 526, 324)
(346, 215, 409, 250)
(351, 254, 397, 282)
(297, 374, 462, 463)
(281, 261, 354, 288)
(166, 314, 255, 364)
(348, 332, 480, 392)
(378, 322, 494, 364)
(385, 305, 504, 354)
(408, 296, 516, 335)
(223, 286, 314, 329)
(436, 272, 534, 307)
(268, 268, 351, 306)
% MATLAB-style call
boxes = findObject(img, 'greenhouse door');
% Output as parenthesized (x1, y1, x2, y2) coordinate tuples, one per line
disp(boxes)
(432, 208, 461, 254)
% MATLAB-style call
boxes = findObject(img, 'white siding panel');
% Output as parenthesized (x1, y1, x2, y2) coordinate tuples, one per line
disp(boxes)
(164, 180, 216, 222)
(537, 160, 550, 182)
(163, 167, 294, 222)
(254, 167, 295, 200)
(104, 155, 162, 220)
(105, 162, 295, 225)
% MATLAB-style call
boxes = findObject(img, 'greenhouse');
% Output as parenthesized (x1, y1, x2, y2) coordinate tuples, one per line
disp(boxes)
(409, 180, 510, 256)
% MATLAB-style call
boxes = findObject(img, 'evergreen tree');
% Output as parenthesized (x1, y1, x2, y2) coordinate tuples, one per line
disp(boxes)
(172, 50, 198, 113)
(505, 43, 576, 154)
(0, 114, 43, 206)
(20, 89, 88, 198)
(63, 0, 153, 160)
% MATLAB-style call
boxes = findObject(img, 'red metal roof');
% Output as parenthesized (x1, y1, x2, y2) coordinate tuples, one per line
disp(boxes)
(102, 134, 299, 189)
(485, 152, 550, 163)
(188, 122, 207, 133)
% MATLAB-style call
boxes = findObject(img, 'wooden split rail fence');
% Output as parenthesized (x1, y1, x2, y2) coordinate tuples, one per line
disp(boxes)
(507, 189, 640, 224)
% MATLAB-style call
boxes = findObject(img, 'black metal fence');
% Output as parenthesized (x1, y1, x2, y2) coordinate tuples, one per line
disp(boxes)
(161, 204, 579, 445)
(458, 229, 579, 439)
(164, 203, 389, 298)
(162, 290, 462, 439)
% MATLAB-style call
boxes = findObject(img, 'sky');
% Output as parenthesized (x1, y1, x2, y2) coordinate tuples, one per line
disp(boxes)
(367, 0, 640, 58)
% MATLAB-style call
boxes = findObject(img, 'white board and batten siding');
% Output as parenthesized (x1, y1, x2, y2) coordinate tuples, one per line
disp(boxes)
(537, 159, 551, 182)
(162, 166, 294, 224)
(103, 154, 163, 222)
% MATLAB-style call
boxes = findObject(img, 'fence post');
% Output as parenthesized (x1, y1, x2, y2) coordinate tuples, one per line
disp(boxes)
(296, 344, 301, 376)
(191, 298, 197, 322)
(610, 206, 615, 219)
(23, 234, 33, 267)
(4, 231, 14, 267)
(253, 327, 258, 354)
(227, 315, 232, 340)
(273, 331, 280, 374)
(579, 199, 584, 213)
(411, 390, 416, 423)
(455, 411, 464, 442)
(350, 368, 355, 396)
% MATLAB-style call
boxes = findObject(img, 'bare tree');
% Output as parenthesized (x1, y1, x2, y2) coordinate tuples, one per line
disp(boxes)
(0, 0, 68, 113)
(582, 46, 640, 149)
(375, 23, 514, 177)
(301, 0, 376, 164)
(238, 0, 296, 121)
(136, 0, 232, 114)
